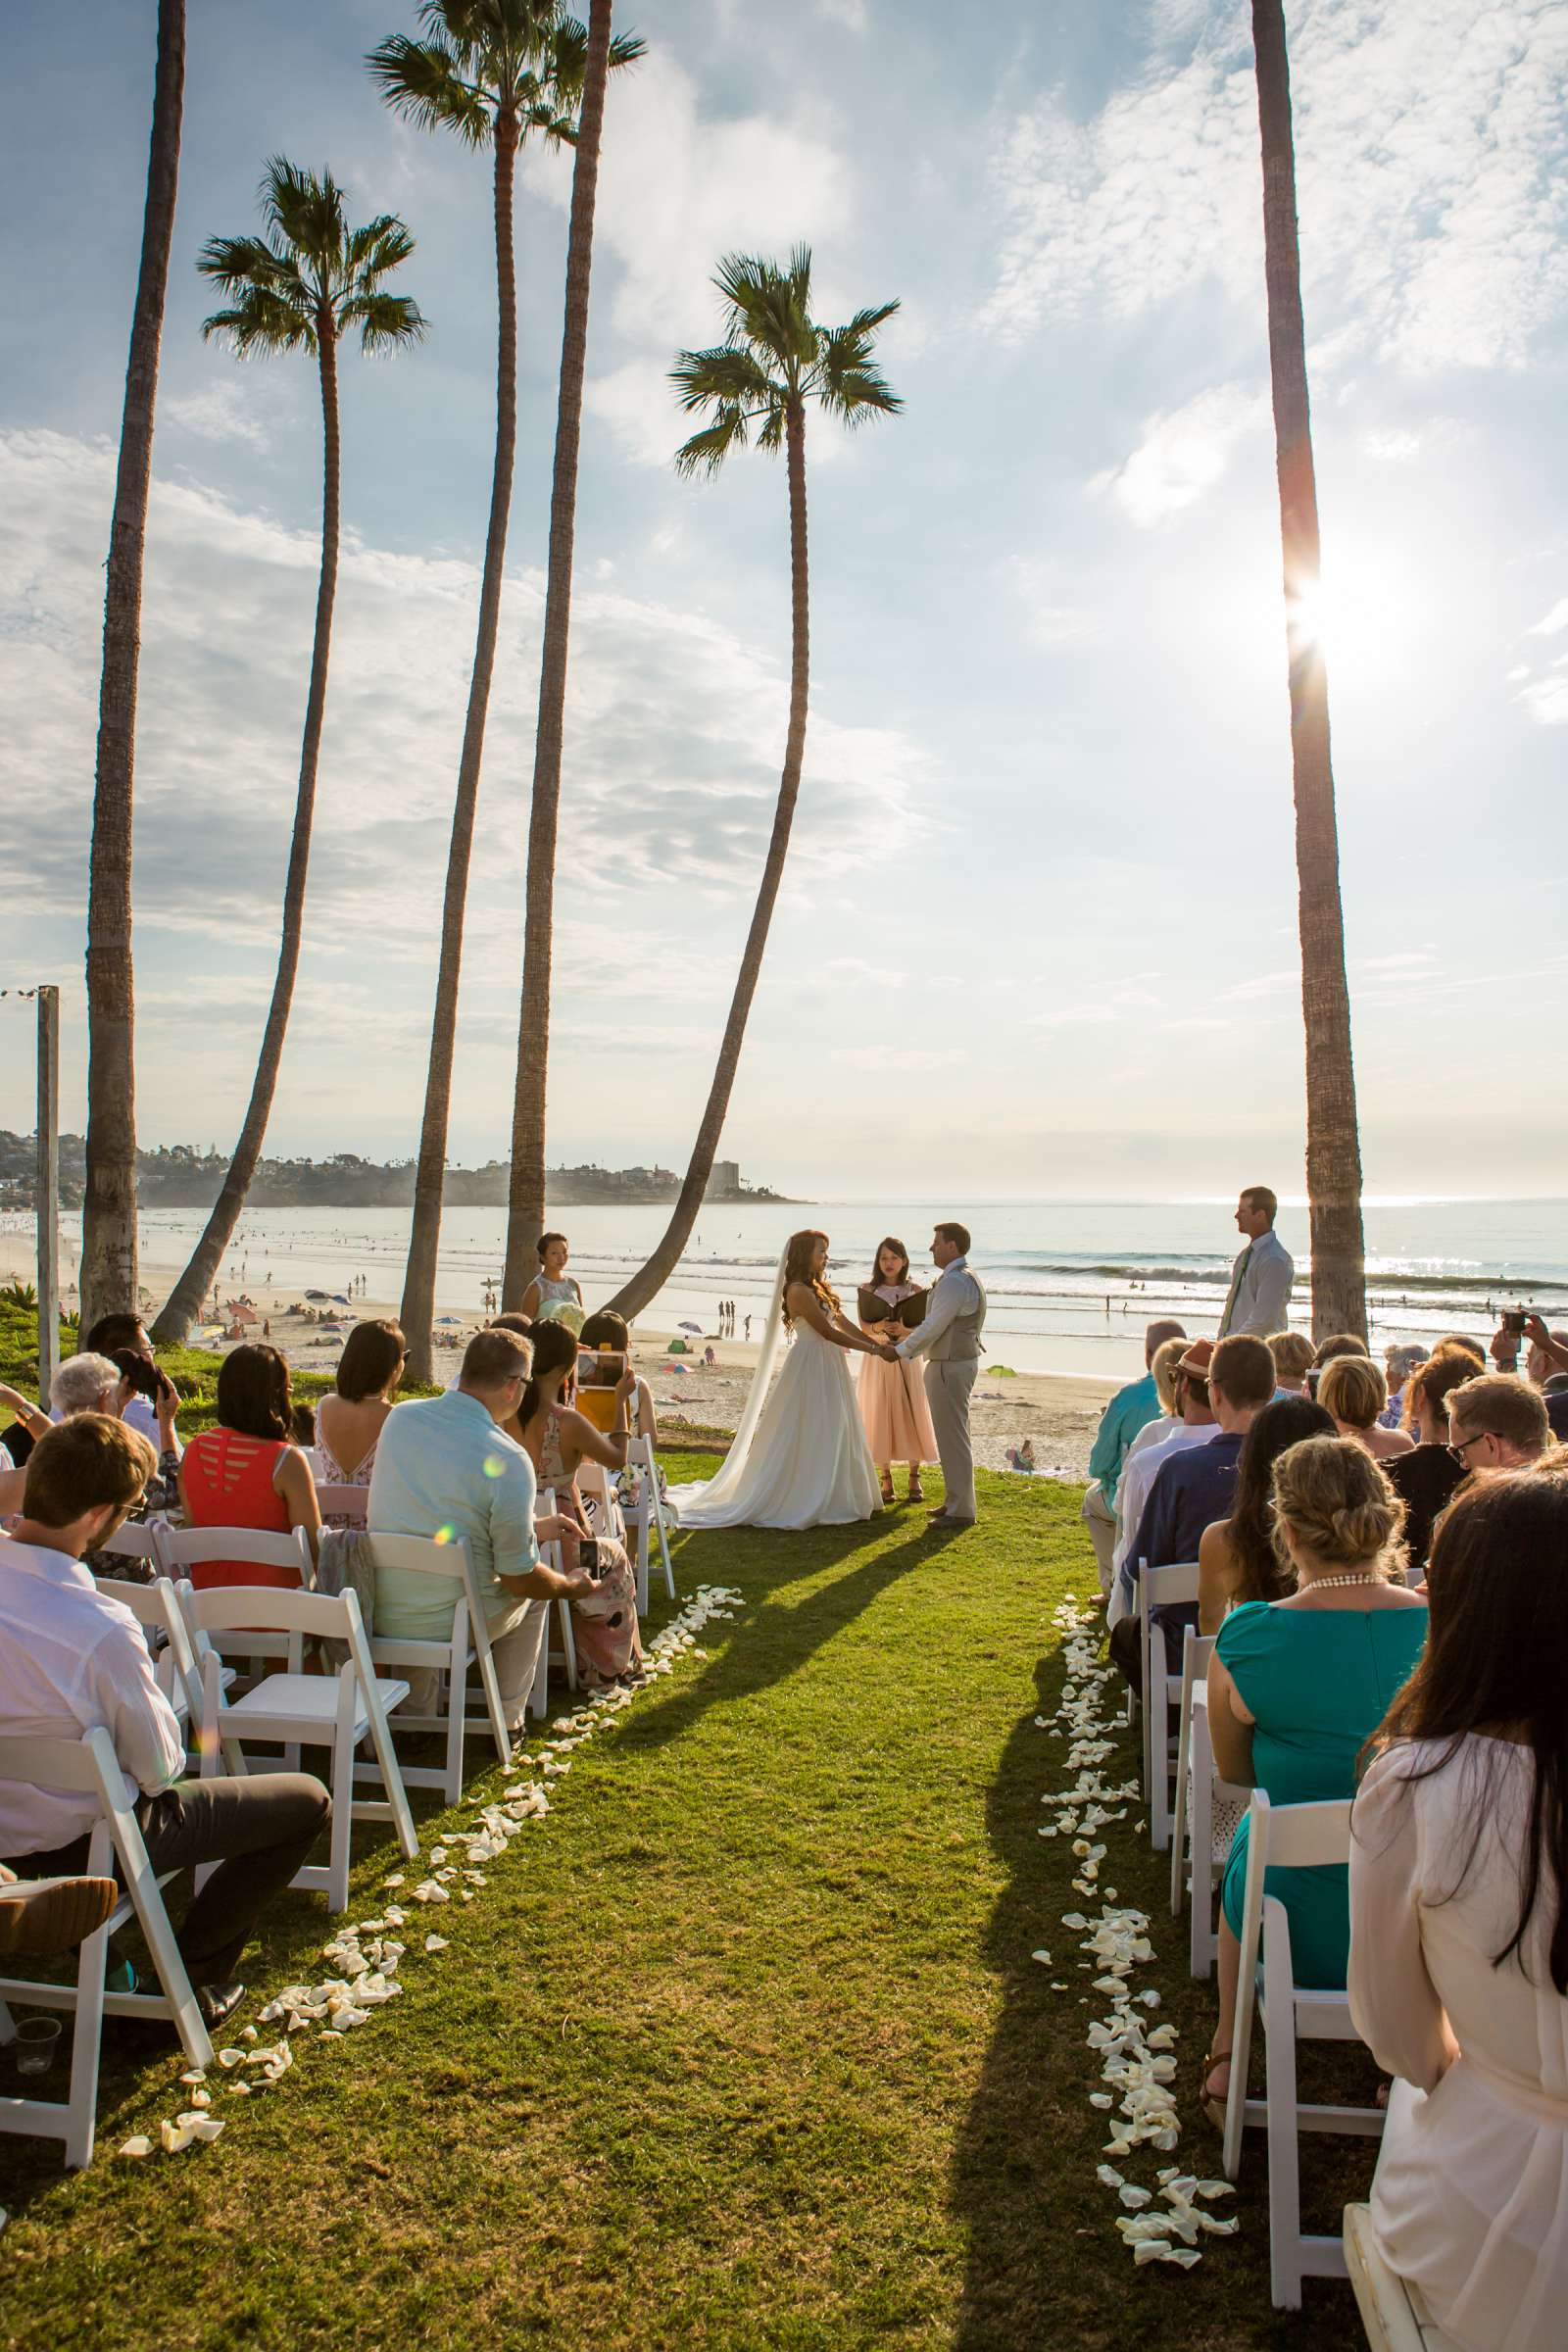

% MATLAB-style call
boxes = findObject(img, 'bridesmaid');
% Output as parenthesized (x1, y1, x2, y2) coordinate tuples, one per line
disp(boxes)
(857, 1236, 938, 1506)
(520, 1231, 585, 1323)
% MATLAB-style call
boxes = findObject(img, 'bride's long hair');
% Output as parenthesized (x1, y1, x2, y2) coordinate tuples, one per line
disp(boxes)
(782, 1229, 840, 1329)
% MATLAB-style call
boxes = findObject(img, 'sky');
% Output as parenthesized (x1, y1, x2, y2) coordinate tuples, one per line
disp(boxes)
(3, 0, 1567, 1203)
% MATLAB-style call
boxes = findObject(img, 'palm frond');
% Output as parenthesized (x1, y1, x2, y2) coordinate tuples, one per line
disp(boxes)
(341, 289, 429, 352)
(520, 101, 578, 146)
(195, 232, 291, 298)
(610, 29, 649, 69)
(756, 404, 786, 456)
(346, 215, 417, 283)
(673, 404, 751, 478)
(813, 306, 903, 424)
(201, 285, 316, 357)
(669, 342, 779, 413)
(367, 32, 491, 144)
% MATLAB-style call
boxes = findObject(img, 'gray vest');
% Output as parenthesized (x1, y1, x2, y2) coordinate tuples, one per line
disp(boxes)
(927, 1265, 987, 1363)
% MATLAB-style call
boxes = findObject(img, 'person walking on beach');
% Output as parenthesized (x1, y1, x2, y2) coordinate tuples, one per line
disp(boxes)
(893, 1223, 986, 1530)
(1217, 1186, 1295, 1338)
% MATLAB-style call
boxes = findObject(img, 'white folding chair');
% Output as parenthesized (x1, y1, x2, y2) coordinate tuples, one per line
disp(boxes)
(623, 1434, 674, 1613)
(366, 1533, 543, 1803)
(316, 1484, 368, 1526)
(1168, 1627, 1250, 1978)
(93, 1571, 226, 1744)
(96, 1520, 165, 1571)
(1137, 1558, 1200, 1851)
(154, 1525, 313, 1665)
(181, 1585, 417, 1914)
(0, 1729, 213, 2169)
(1344, 2202, 1464, 2352)
(1222, 1791, 1385, 2306)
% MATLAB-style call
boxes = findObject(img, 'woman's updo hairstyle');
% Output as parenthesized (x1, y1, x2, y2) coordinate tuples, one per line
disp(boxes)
(517, 1317, 579, 1431)
(1269, 1434, 1405, 1574)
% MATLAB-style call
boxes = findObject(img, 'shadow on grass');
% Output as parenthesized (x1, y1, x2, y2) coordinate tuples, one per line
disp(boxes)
(629, 1514, 951, 1762)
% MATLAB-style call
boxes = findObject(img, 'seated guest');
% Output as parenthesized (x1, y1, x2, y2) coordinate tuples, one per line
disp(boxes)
(508, 1321, 644, 1689)
(179, 1344, 321, 1584)
(519, 1233, 583, 1324)
(1431, 1333, 1487, 1371)
(1306, 1329, 1368, 1397)
(0, 1377, 53, 1473)
(0, 1416, 329, 2025)
(1200, 1436, 1426, 2123)
(578, 1309, 659, 1443)
(368, 1326, 595, 1729)
(1381, 1342, 1428, 1429)
(1110, 1339, 1216, 1592)
(1109, 1334, 1277, 1681)
(3, 1352, 181, 1520)
(84, 1313, 182, 1456)
(1197, 1394, 1335, 1634)
(1385, 1352, 1477, 1575)
(1349, 1464, 1568, 2352)
(1446, 1371, 1550, 1478)
(1515, 1315, 1568, 1442)
(1081, 1318, 1186, 1596)
(316, 1319, 405, 1511)
(1267, 1331, 1315, 1397)
(1319, 1354, 1415, 1464)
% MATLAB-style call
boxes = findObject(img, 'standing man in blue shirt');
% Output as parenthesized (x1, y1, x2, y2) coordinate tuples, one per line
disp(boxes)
(1081, 1318, 1186, 1595)
(1217, 1187, 1295, 1338)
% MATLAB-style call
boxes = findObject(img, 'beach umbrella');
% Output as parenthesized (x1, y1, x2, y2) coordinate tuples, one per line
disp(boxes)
(305, 1290, 329, 1301)
(677, 1320, 703, 1333)
(230, 1302, 260, 1327)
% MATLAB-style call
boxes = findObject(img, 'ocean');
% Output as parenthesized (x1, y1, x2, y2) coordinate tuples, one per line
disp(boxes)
(11, 1196, 1568, 1382)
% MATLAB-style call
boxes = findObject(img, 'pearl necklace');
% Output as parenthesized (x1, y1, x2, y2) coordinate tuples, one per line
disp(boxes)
(1301, 1572, 1381, 1592)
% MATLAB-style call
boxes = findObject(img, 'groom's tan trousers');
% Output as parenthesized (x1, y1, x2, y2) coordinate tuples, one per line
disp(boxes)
(924, 1359, 978, 1522)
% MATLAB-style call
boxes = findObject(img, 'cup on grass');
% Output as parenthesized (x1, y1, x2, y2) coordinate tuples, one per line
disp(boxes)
(14, 2017, 63, 2076)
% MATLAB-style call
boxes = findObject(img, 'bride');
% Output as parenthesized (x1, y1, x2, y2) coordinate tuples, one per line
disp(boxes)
(668, 1229, 889, 1530)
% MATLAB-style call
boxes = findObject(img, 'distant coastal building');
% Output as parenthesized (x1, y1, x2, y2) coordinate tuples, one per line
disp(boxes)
(707, 1159, 742, 1200)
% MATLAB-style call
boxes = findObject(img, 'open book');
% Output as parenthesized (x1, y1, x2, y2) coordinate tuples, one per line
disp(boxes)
(858, 1286, 928, 1329)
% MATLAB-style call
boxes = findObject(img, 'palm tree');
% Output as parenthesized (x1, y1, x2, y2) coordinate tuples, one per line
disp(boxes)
(607, 251, 901, 1323)
(369, 0, 643, 1385)
(503, 0, 644, 1305)
(151, 163, 425, 1346)
(1250, 0, 1367, 1342)
(80, 0, 185, 1339)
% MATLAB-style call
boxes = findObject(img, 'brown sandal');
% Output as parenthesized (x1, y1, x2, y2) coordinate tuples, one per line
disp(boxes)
(907, 1477, 925, 1503)
(880, 1473, 896, 1506)
(1200, 2044, 1232, 2132)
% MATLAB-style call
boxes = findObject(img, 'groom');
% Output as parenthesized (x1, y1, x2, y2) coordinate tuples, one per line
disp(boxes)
(889, 1222, 986, 1528)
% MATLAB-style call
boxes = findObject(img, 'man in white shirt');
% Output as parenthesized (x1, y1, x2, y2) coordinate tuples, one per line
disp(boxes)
(892, 1222, 987, 1528)
(1216, 1187, 1295, 1338)
(0, 1415, 329, 2026)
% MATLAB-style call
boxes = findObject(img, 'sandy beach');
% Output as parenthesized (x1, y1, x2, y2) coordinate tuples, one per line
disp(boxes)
(2, 1233, 1111, 1482)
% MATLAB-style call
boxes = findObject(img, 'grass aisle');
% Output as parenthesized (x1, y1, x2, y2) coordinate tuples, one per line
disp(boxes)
(3, 1465, 1370, 2350)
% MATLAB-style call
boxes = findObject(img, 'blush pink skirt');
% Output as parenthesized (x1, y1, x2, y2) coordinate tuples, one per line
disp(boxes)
(857, 1352, 938, 1467)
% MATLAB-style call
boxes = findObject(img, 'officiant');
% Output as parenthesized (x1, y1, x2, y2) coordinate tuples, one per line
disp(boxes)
(857, 1238, 938, 1506)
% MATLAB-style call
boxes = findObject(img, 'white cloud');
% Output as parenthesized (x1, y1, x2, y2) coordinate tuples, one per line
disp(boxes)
(1092, 382, 1266, 527)
(524, 52, 850, 355)
(1528, 598, 1568, 637)
(164, 380, 273, 451)
(1518, 673, 1568, 726)
(984, 0, 1568, 371)
(815, 0, 869, 29)
(585, 357, 680, 470)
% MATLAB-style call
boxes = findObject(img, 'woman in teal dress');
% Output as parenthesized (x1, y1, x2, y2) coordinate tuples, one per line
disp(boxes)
(1200, 1435, 1428, 2125)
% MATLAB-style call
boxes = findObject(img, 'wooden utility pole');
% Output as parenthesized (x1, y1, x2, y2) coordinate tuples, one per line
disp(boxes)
(36, 986, 61, 1397)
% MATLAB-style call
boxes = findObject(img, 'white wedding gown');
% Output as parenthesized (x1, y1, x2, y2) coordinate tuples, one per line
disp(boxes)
(668, 1259, 882, 1531)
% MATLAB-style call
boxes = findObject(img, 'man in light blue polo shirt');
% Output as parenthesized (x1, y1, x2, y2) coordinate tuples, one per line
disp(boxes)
(368, 1326, 593, 1726)
(1081, 1318, 1186, 1596)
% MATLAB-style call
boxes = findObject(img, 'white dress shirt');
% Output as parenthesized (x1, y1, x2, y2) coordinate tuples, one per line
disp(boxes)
(0, 1537, 185, 1856)
(895, 1257, 982, 1361)
(1108, 1419, 1216, 1600)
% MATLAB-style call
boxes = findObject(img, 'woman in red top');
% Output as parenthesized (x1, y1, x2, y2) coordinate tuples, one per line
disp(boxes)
(179, 1345, 321, 1588)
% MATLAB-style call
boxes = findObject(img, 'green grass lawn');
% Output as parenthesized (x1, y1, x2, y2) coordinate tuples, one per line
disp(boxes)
(0, 1462, 1378, 2351)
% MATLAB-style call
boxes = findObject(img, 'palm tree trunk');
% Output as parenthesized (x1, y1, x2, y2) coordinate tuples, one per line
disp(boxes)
(1251, 0, 1366, 1343)
(400, 112, 520, 1384)
(608, 401, 810, 1323)
(80, 0, 185, 1338)
(502, 0, 616, 1309)
(153, 315, 341, 1345)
